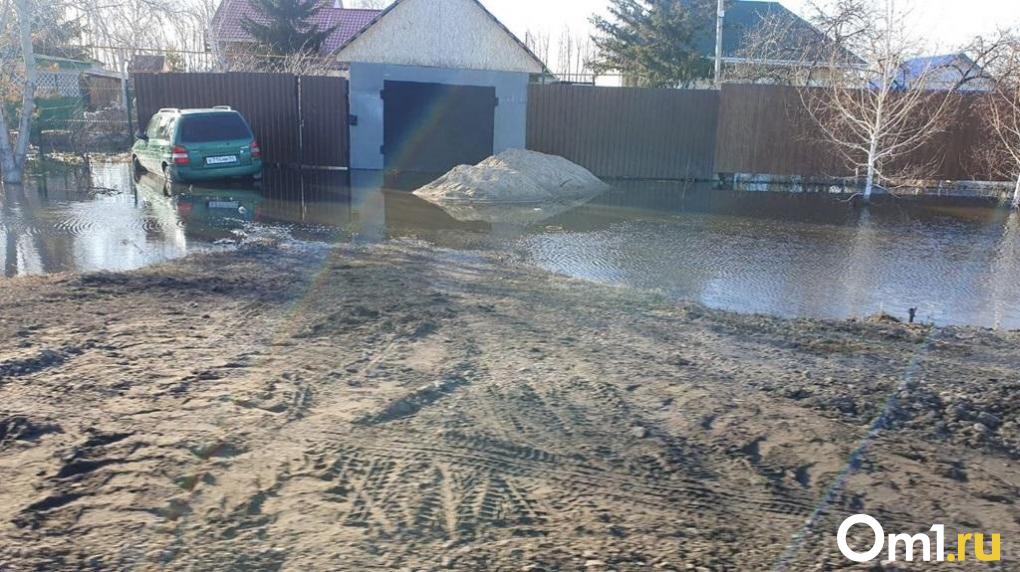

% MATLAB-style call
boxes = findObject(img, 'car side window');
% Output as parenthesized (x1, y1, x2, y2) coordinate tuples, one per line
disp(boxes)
(156, 114, 175, 140)
(145, 114, 162, 139)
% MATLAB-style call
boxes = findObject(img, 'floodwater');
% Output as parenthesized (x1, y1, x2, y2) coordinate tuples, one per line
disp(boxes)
(3, 159, 1019, 329)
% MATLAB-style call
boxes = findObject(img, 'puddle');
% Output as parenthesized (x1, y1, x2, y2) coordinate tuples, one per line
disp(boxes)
(2, 160, 1018, 329)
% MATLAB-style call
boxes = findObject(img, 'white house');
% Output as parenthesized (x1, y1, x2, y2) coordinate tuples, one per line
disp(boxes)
(212, 0, 548, 173)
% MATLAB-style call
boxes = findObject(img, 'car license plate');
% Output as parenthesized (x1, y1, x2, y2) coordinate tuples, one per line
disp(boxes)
(206, 155, 238, 165)
(208, 200, 240, 209)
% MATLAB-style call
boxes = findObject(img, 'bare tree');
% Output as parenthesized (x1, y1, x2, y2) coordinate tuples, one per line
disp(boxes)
(524, 29, 551, 71)
(173, 0, 221, 70)
(799, 0, 956, 202)
(556, 27, 595, 83)
(952, 33, 1009, 91)
(733, 9, 827, 84)
(60, 0, 214, 71)
(220, 47, 341, 75)
(984, 34, 1020, 208)
(0, 0, 38, 184)
(524, 27, 594, 83)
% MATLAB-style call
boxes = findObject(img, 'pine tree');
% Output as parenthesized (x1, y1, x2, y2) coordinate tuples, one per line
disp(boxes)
(241, 0, 338, 55)
(590, 0, 718, 88)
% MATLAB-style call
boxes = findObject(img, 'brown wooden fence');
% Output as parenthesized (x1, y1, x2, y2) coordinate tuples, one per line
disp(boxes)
(529, 82, 1006, 182)
(714, 84, 848, 177)
(133, 72, 348, 168)
(714, 84, 998, 181)
(526, 84, 720, 180)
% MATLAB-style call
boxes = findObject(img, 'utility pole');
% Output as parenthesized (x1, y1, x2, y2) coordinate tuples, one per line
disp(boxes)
(714, 0, 725, 86)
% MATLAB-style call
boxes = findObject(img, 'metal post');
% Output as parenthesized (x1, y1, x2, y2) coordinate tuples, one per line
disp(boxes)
(297, 75, 304, 170)
(121, 59, 133, 142)
(714, 0, 725, 86)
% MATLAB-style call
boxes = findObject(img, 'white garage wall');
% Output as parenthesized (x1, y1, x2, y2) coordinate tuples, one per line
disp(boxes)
(336, 0, 545, 75)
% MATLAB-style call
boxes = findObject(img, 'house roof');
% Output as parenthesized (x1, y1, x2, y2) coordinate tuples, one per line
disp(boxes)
(898, 54, 985, 82)
(892, 53, 993, 92)
(211, 0, 381, 55)
(83, 68, 126, 80)
(334, 0, 548, 74)
(694, 0, 862, 66)
(901, 54, 963, 72)
(37, 54, 97, 67)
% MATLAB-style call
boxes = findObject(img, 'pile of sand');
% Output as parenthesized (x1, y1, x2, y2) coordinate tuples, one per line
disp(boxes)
(413, 149, 609, 204)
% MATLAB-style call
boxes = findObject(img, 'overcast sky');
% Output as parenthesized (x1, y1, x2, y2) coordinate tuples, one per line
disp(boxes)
(478, 0, 1020, 53)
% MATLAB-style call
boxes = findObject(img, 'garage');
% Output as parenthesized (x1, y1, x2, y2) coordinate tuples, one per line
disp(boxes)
(382, 80, 496, 173)
(335, 0, 547, 173)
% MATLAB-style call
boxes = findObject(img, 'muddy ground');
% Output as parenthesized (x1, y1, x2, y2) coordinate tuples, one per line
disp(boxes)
(0, 241, 1017, 571)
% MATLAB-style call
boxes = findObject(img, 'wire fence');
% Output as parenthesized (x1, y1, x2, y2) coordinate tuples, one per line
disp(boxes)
(30, 81, 133, 155)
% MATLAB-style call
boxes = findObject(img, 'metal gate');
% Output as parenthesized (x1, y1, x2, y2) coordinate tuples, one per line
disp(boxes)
(381, 81, 496, 173)
(133, 73, 349, 168)
(298, 76, 350, 169)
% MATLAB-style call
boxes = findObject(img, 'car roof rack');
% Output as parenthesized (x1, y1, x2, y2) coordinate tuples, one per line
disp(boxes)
(158, 107, 179, 113)
(212, 105, 233, 111)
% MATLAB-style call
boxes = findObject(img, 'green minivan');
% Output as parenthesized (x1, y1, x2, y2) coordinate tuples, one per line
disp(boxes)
(132, 107, 263, 183)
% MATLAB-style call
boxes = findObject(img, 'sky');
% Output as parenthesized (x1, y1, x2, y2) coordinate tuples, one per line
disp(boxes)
(479, 0, 1020, 55)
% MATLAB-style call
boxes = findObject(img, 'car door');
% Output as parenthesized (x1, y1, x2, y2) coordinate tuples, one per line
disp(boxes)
(140, 113, 162, 172)
(150, 114, 176, 173)
(134, 114, 154, 170)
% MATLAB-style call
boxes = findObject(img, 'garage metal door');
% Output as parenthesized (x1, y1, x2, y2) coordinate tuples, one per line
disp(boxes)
(382, 81, 497, 174)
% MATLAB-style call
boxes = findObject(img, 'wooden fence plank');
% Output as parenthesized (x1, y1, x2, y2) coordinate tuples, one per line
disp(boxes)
(526, 84, 720, 180)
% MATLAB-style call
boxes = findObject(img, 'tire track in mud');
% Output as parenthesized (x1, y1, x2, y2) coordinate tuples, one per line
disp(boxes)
(301, 440, 554, 540)
(192, 253, 860, 563)
(355, 374, 472, 426)
(170, 293, 502, 545)
(12, 430, 138, 529)
(0, 346, 84, 383)
(343, 436, 822, 518)
(296, 315, 830, 541)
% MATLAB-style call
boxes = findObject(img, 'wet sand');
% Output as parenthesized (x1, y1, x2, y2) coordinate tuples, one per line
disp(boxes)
(0, 241, 1017, 571)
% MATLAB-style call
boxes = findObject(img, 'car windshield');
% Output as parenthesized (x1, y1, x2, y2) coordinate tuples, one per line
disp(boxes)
(177, 113, 251, 142)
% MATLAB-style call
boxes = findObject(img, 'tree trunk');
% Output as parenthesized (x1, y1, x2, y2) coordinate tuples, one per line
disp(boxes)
(0, 109, 15, 179)
(2, 0, 38, 185)
(0, 2, 14, 177)
(1013, 173, 1020, 209)
(863, 142, 878, 204)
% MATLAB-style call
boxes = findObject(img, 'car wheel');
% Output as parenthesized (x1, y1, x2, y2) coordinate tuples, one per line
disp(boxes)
(132, 157, 145, 183)
(161, 165, 174, 196)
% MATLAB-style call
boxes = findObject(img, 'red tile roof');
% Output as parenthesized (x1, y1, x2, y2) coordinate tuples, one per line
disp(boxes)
(212, 0, 382, 55)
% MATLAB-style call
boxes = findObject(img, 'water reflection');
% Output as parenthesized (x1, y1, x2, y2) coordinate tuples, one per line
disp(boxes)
(2, 161, 1019, 329)
(427, 197, 598, 226)
(842, 208, 879, 319)
(989, 211, 1020, 330)
(2, 163, 191, 276)
(509, 182, 1020, 328)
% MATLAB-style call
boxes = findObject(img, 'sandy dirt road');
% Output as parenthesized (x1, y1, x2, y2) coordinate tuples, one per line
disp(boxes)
(0, 242, 1017, 571)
